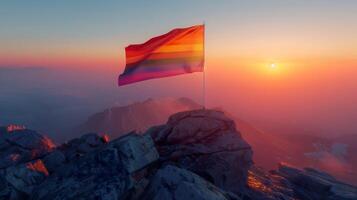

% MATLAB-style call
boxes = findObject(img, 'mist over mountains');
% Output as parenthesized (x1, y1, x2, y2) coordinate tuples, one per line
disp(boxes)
(1, 67, 357, 185)
(78, 97, 201, 138)
(0, 67, 202, 141)
(2, 66, 357, 142)
(0, 67, 123, 141)
(77, 97, 357, 185)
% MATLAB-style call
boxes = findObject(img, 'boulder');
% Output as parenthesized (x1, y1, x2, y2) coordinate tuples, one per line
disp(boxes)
(0, 171, 26, 200)
(0, 126, 55, 169)
(31, 147, 134, 200)
(42, 150, 66, 173)
(109, 133, 159, 173)
(139, 165, 240, 200)
(149, 109, 253, 194)
(58, 133, 108, 162)
(275, 163, 357, 200)
(31, 133, 159, 200)
(244, 163, 357, 200)
(5, 159, 49, 195)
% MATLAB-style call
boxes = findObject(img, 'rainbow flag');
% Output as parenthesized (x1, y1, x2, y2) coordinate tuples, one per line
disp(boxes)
(118, 25, 204, 86)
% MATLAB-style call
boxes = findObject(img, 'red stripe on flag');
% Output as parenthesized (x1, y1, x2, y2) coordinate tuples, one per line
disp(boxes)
(118, 25, 204, 86)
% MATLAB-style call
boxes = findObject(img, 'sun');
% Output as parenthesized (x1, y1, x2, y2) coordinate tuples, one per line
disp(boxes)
(270, 63, 277, 69)
(260, 61, 283, 74)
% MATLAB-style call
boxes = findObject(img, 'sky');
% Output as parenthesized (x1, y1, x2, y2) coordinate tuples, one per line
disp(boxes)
(1, 0, 356, 68)
(1, 0, 357, 137)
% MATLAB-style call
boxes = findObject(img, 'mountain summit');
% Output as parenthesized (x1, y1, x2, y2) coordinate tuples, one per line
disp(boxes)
(1, 109, 356, 200)
(78, 98, 357, 185)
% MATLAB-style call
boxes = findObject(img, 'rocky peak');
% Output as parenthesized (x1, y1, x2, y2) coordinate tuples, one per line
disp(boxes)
(153, 109, 238, 144)
(0, 110, 356, 200)
(149, 109, 253, 193)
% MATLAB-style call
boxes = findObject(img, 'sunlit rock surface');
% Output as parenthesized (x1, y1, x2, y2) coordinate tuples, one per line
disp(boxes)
(5, 159, 48, 195)
(0, 125, 55, 169)
(0, 110, 356, 200)
(149, 109, 253, 193)
(246, 163, 357, 200)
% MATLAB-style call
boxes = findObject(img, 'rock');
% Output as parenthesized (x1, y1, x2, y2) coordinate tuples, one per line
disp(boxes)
(0, 172, 26, 200)
(31, 147, 134, 200)
(139, 165, 240, 200)
(0, 187, 24, 200)
(149, 109, 253, 194)
(0, 125, 26, 134)
(244, 163, 357, 200)
(81, 133, 105, 146)
(58, 133, 108, 162)
(109, 133, 159, 174)
(31, 134, 159, 200)
(245, 166, 296, 200)
(42, 150, 66, 173)
(275, 163, 357, 200)
(0, 126, 55, 169)
(1, 110, 357, 200)
(5, 159, 48, 195)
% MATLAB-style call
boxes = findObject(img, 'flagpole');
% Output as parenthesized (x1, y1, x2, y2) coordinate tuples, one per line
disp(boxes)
(203, 65, 205, 109)
(202, 22, 206, 109)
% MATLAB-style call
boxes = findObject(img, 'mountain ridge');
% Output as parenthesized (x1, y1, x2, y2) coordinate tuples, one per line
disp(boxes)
(1, 109, 356, 199)
(79, 98, 357, 185)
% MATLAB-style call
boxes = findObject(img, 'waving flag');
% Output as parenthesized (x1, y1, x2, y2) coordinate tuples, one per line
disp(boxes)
(118, 25, 204, 86)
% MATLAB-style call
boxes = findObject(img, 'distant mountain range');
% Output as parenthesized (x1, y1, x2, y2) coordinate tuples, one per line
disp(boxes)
(78, 97, 202, 137)
(79, 97, 357, 185)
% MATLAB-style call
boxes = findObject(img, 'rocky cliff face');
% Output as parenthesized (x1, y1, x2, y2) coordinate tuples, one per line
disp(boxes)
(149, 109, 253, 193)
(0, 110, 356, 200)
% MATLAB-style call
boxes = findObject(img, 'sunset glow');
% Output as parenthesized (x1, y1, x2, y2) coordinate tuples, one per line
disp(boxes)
(1, 0, 357, 137)
(1, 1, 356, 71)
(270, 63, 276, 69)
(1, 0, 357, 192)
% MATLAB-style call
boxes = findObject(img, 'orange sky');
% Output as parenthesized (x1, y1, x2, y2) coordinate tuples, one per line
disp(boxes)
(1, 1, 357, 70)
(1, 1, 357, 135)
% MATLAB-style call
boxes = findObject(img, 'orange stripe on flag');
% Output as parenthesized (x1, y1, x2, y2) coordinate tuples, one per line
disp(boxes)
(118, 25, 204, 86)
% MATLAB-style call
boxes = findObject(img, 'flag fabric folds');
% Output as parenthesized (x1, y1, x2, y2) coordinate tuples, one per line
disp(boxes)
(118, 25, 204, 86)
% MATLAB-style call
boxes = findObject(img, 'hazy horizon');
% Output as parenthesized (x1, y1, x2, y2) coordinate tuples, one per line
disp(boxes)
(2, 1, 357, 197)
(1, 65, 356, 142)
(1, 0, 357, 140)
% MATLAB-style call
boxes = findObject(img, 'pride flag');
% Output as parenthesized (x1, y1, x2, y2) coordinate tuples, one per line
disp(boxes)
(118, 25, 204, 86)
